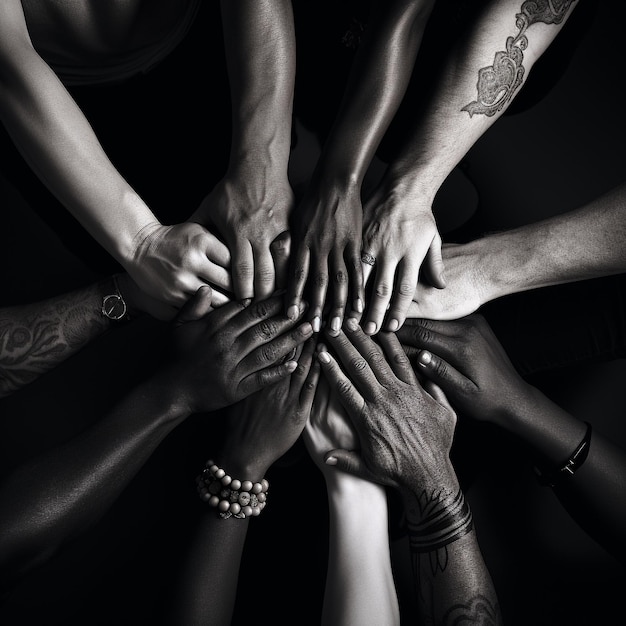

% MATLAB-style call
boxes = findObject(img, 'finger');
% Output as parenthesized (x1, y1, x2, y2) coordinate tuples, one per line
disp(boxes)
(208, 285, 231, 308)
(231, 294, 300, 338)
(238, 359, 299, 399)
(253, 243, 276, 301)
(316, 346, 365, 419)
(327, 249, 349, 335)
(270, 231, 291, 292)
(375, 330, 416, 385)
(290, 336, 316, 395)
(298, 344, 321, 413)
(323, 449, 372, 481)
(415, 349, 474, 403)
(307, 254, 329, 334)
(204, 232, 231, 269)
(195, 257, 233, 294)
(232, 239, 255, 302)
(362, 259, 396, 336)
(385, 258, 419, 332)
(422, 379, 455, 412)
(238, 318, 315, 378)
(173, 285, 213, 327)
(286, 245, 310, 321)
(422, 232, 446, 289)
(322, 323, 386, 399)
(347, 241, 365, 318)
(396, 318, 463, 363)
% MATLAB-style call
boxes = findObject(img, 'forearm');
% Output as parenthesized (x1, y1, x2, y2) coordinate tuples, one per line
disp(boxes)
(220, 0, 295, 177)
(0, 43, 157, 262)
(388, 0, 579, 200)
(402, 477, 502, 624)
(474, 182, 626, 302)
(323, 472, 399, 626)
(0, 375, 188, 585)
(314, 0, 434, 187)
(0, 277, 124, 398)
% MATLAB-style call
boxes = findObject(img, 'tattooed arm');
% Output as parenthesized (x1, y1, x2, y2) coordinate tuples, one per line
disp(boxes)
(0, 274, 180, 398)
(361, 0, 580, 333)
(316, 321, 502, 624)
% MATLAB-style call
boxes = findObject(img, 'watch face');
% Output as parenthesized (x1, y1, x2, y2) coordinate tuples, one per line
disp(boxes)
(102, 294, 127, 320)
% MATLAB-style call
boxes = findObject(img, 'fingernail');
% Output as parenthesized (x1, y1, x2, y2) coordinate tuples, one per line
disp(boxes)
(387, 318, 399, 332)
(312, 316, 321, 333)
(354, 298, 363, 314)
(325, 456, 337, 465)
(299, 322, 313, 335)
(287, 305, 299, 320)
(345, 317, 358, 331)
(418, 350, 432, 366)
(318, 351, 330, 364)
(299, 300, 308, 313)
(330, 316, 341, 332)
(364, 321, 376, 335)
(285, 360, 298, 372)
(241, 298, 252, 307)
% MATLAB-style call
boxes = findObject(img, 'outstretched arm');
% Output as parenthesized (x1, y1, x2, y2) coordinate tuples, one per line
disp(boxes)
(0, 273, 177, 398)
(286, 0, 436, 333)
(363, 0, 581, 331)
(304, 379, 400, 626)
(190, 0, 296, 303)
(399, 314, 626, 564)
(0, 290, 314, 587)
(408, 180, 626, 320)
(0, 0, 231, 306)
(317, 321, 502, 624)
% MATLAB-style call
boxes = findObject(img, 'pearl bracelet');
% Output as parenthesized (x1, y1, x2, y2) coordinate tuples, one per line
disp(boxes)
(196, 460, 269, 519)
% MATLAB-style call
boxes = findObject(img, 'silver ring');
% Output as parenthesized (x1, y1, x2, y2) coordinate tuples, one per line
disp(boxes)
(361, 252, 376, 266)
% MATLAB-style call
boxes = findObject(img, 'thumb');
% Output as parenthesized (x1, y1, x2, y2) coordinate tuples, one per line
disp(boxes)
(324, 449, 373, 482)
(173, 285, 213, 327)
(423, 232, 446, 289)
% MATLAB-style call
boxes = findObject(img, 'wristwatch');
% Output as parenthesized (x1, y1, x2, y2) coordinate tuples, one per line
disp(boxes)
(101, 275, 130, 321)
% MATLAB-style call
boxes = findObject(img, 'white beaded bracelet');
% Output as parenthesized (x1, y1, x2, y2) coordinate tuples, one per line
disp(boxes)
(196, 459, 269, 519)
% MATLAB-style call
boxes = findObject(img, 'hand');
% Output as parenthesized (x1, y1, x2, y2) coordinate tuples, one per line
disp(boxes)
(303, 376, 359, 479)
(286, 182, 364, 333)
(361, 182, 445, 334)
(316, 318, 457, 490)
(407, 241, 494, 321)
(128, 222, 232, 308)
(219, 337, 320, 478)
(116, 272, 178, 321)
(190, 173, 294, 302)
(397, 314, 532, 427)
(157, 291, 315, 414)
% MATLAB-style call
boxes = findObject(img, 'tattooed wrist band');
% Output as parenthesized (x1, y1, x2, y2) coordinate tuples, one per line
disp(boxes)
(407, 489, 473, 553)
(535, 421, 592, 489)
(196, 460, 269, 519)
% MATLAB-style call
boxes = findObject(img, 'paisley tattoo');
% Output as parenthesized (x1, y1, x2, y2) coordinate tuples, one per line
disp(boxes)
(462, 0, 578, 117)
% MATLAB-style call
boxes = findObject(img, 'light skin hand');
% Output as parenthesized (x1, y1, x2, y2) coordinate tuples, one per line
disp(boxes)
(190, 173, 293, 303)
(221, 337, 320, 478)
(397, 314, 532, 427)
(316, 319, 456, 489)
(361, 182, 445, 335)
(128, 222, 232, 308)
(286, 183, 364, 334)
(157, 291, 314, 414)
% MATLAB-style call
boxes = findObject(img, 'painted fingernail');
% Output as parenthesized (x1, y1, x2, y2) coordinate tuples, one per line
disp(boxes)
(325, 456, 337, 465)
(287, 305, 299, 320)
(312, 316, 321, 333)
(299, 322, 313, 335)
(418, 350, 432, 366)
(354, 298, 363, 314)
(364, 321, 376, 335)
(388, 318, 399, 332)
(318, 351, 330, 364)
(330, 316, 341, 332)
(345, 317, 358, 331)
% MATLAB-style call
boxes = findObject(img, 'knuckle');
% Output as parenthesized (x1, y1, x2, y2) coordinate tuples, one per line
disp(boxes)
(257, 267, 275, 285)
(251, 300, 270, 319)
(256, 320, 278, 340)
(293, 267, 306, 283)
(350, 357, 367, 372)
(257, 343, 279, 365)
(396, 281, 415, 298)
(234, 262, 254, 281)
(334, 270, 347, 285)
(432, 357, 448, 379)
(374, 282, 391, 299)
(337, 379, 353, 397)
(314, 272, 328, 288)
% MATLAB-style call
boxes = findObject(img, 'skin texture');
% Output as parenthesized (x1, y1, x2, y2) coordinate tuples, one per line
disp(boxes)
(398, 313, 626, 564)
(171, 338, 320, 626)
(316, 321, 502, 624)
(0, 288, 315, 588)
(304, 379, 400, 626)
(362, 0, 580, 334)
